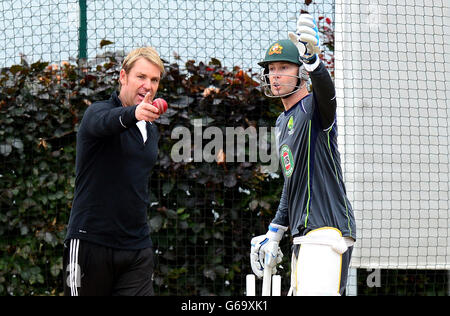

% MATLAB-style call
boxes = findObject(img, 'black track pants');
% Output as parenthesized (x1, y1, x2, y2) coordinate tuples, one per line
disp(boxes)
(63, 239, 155, 296)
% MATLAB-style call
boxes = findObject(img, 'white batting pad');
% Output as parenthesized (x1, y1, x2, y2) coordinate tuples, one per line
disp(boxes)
(293, 228, 344, 296)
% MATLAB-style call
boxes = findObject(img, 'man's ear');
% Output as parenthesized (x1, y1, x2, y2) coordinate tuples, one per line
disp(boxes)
(119, 69, 127, 86)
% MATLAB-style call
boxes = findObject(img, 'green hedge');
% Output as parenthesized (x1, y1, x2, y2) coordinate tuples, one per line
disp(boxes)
(0, 53, 287, 295)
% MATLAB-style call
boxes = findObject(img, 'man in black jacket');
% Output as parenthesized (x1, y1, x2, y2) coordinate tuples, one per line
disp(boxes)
(63, 47, 165, 296)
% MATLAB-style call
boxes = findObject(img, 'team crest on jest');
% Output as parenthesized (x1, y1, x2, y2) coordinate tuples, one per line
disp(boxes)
(288, 116, 294, 135)
(280, 144, 294, 177)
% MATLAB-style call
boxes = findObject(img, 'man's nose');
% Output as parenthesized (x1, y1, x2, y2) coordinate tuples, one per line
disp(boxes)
(270, 73, 280, 81)
(142, 79, 153, 90)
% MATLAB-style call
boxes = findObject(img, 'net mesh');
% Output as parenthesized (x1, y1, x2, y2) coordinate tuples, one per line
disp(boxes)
(335, 0, 450, 272)
(0, 0, 448, 296)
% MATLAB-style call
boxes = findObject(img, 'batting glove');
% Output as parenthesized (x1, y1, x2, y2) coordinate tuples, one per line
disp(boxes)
(288, 13, 321, 64)
(250, 223, 288, 278)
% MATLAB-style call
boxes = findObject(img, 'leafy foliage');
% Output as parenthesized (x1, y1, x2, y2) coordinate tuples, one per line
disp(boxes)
(0, 52, 286, 295)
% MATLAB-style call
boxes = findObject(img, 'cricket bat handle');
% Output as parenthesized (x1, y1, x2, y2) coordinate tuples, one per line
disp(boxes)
(262, 266, 272, 296)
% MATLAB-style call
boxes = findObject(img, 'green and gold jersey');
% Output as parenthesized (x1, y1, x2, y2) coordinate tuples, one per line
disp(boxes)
(272, 62, 356, 240)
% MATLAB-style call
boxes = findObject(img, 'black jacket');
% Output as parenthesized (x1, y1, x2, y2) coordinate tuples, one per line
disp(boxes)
(66, 91, 159, 249)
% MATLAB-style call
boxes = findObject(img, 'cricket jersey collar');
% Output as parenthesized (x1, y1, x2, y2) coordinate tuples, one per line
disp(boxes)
(284, 94, 311, 116)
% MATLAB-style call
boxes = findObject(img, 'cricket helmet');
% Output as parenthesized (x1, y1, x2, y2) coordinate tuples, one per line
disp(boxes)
(259, 39, 308, 98)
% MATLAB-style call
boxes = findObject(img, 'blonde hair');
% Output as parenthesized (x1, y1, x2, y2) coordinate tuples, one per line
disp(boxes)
(119, 47, 165, 90)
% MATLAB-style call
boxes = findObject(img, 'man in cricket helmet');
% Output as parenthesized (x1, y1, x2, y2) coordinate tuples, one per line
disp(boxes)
(258, 39, 309, 98)
(250, 13, 356, 296)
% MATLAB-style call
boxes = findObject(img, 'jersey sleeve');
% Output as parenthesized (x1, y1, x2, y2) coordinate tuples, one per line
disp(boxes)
(308, 60, 337, 130)
(271, 180, 290, 227)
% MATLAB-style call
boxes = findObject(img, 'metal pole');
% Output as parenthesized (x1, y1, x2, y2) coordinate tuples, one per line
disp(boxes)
(78, 0, 87, 59)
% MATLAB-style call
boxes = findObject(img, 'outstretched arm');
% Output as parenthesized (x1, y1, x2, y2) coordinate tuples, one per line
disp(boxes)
(82, 102, 138, 138)
(308, 58, 337, 130)
(289, 13, 337, 130)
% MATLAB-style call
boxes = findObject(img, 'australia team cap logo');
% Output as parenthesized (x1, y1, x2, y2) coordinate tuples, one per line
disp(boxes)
(268, 43, 283, 55)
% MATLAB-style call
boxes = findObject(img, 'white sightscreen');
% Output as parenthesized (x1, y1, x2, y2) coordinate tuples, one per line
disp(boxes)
(335, 0, 450, 269)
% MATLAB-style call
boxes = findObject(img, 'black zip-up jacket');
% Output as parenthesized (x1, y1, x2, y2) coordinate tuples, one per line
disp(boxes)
(65, 91, 159, 249)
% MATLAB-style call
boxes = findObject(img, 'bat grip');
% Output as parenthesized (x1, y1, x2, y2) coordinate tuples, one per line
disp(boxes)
(262, 265, 272, 296)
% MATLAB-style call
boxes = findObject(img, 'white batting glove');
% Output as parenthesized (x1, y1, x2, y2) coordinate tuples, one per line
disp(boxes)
(250, 223, 288, 278)
(288, 13, 321, 63)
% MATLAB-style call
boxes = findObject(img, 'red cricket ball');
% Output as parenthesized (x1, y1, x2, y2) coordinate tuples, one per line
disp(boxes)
(152, 98, 168, 114)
